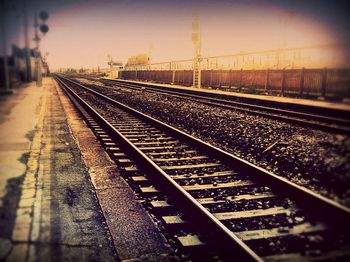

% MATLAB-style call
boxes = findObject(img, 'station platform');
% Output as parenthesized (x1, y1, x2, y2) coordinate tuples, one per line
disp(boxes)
(110, 78, 350, 113)
(0, 78, 172, 261)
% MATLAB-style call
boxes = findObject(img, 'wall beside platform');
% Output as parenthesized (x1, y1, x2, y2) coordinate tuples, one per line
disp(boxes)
(119, 68, 350, 100)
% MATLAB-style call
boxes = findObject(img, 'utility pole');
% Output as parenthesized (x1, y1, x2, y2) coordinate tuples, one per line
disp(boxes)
(192, 11, 201, 88)
(107, 55, 114, 78)
(34, 12, 41, 86)
(148, 43, 154, 63)
(1, 0, 10, 92)
(107, 55, 123, 79)
(23, 0, 31, 82)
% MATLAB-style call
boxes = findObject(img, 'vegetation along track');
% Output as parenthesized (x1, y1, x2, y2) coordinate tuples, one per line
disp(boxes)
(55, 75, 350, 261)
(98, 78, 350, 135)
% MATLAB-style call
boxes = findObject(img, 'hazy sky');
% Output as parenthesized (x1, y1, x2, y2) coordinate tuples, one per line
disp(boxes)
(3, 0, 350, 69)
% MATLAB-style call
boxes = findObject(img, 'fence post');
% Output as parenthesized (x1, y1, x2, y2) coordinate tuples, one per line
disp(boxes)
(264, 69, 269, 93)
(229, 69, 232, 88)
(280, 68, 285, 96)
(321, 67, 328, 98)
(210, 69, 213, 87)
(172, 70, 175, 84)
(238, 68, 243, 92)
(299, 67, 305, 96)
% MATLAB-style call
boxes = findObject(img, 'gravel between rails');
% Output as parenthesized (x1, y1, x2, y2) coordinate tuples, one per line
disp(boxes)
(74, 78, 350, 207)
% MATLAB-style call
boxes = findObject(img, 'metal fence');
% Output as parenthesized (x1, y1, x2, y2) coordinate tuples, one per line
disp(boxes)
(124, 44, 350, 71)
(119, 68, 350, 99)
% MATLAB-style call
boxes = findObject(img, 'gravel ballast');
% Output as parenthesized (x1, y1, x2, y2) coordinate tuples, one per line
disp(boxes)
(75, 78, 350, 207)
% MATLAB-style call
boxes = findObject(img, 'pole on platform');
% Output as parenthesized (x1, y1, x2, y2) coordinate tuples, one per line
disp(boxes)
(23, 0, 32, 82)
(32, 10, 49, 87)
(1, 0, 10, 92)
(34, 12, 42, 87)
(192, 11, 201, 88)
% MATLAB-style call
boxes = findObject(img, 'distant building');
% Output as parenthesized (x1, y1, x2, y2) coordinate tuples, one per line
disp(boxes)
(126, 53, 150, 67)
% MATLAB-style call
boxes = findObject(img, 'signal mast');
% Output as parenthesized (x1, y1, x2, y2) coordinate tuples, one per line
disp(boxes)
(192, 11, 202, 88)
(107, 55, 123, 78)
(107, 55, 117, 78)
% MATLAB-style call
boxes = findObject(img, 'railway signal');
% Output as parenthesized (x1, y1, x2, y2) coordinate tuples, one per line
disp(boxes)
(34, 10, 49, 86)
(39, 11, 49, 21)
(40, 24, 49, 34)
(39, 11, 49, 34)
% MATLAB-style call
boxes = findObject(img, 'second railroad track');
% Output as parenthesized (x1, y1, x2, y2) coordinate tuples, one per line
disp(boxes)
(99, 78, 350, 135)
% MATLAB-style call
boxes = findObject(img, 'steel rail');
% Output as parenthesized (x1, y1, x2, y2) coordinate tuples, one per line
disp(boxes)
(101, 78, 350, 134)
(55, 75, 263, 261)
(56, 75, 350, 259)
(59, 75, 350, 224)
(103, 77, 349, 119)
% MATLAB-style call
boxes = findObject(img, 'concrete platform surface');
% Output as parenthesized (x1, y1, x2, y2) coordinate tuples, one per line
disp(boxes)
(0, 77, 173, 261)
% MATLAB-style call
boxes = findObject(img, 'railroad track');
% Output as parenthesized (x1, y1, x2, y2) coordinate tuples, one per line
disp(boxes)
(97, 78, 350, 135)
(55, 75, 350, 261)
